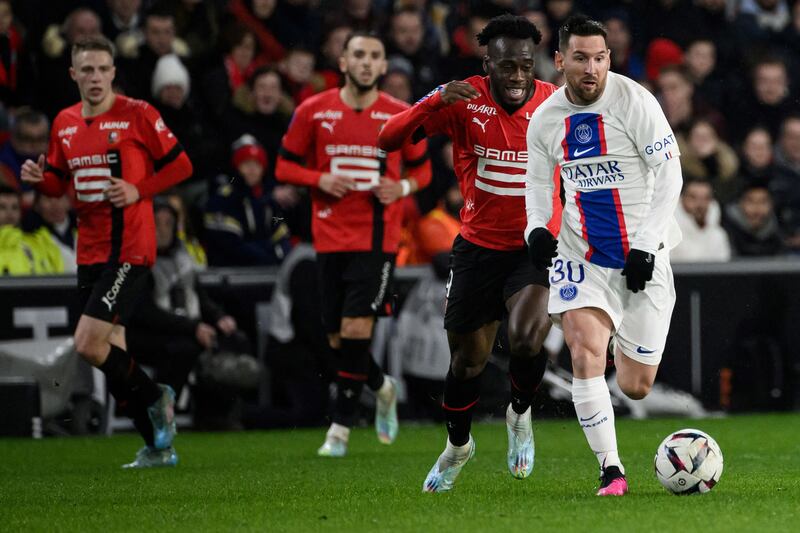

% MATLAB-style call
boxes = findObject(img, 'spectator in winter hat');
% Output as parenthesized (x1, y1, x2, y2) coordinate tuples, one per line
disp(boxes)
(645, 37, 683, 83)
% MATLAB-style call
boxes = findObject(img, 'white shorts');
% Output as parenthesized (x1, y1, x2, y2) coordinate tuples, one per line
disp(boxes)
(547, 246, 676, 365)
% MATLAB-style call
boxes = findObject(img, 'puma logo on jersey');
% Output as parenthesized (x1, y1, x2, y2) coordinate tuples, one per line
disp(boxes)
(62, 137, 71, 149)
(321, 121, 335, 134)
(472, 117, 489, 133)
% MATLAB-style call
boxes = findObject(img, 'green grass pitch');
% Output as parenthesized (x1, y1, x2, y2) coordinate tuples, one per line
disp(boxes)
(1, 413, 798, 532)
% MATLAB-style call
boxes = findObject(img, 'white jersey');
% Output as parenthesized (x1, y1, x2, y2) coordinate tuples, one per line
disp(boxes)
(525, 72, 682, 268)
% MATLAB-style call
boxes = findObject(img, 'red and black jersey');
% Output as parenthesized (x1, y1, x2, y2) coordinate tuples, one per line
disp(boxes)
(41, 95, 191, 266)
(276, 88, 431, 254)
(419, 76, 562, 250)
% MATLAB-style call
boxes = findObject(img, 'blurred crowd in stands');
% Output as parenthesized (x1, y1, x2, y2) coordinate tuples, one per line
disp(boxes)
(2, 0, 800, 277)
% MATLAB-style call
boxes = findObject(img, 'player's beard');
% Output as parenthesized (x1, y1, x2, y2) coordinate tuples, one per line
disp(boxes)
(346, 70, 379, 93)
(570, 76, 605, 105)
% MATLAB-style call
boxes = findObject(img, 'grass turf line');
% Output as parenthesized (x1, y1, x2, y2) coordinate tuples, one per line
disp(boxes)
(0, 413, 798, 532)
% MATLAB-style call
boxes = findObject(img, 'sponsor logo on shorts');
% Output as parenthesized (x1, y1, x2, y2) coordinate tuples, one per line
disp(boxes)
(559, 283, 578, 301)
(101, 262, 131, 312)
(636, 346, 656, 355)
(370, 261, 392, 311)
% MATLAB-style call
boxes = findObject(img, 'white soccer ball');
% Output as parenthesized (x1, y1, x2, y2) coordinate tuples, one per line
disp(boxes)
(654, 428, 723, 495)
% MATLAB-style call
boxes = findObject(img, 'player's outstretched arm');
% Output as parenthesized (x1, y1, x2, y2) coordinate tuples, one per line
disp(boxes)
(378, 81, 480, 152)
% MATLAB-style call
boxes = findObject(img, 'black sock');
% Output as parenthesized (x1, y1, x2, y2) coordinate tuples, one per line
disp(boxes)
(131, 407, 155, 447)
(509, 350, 548, 414)
(332, 338, 371, 427)
(366, 354, 385, 391)
(442, 369, 482, 446)
(99, 345, 162, 411)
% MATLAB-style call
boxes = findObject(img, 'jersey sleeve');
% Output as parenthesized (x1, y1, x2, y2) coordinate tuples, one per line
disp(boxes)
(39, 117, 70, 197)
(135, 102, 193, 198)
(46, 120, 68, 173)
(525, 111, 558, 241)
(627, 88, 680, 168)
(280, 100, 315, 159)
(418, 88, 459, 137)
(401, 135, 432, 189)
(139, 103, 181, 161)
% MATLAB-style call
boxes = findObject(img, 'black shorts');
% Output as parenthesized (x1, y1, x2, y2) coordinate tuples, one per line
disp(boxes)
(78, 262, 150, 326)
(444, 234, 548, 333)
(316, 252, 396, 334)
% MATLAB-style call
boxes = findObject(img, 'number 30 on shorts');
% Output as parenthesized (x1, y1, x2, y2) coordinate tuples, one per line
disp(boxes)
(549, 259, 585, 284)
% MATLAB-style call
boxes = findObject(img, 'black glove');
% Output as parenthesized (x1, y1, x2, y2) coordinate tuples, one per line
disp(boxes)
(527, 227, 558, 270)
(621, 248, 655, 293)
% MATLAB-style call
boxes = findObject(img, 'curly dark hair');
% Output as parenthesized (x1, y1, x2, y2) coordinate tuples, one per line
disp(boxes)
(476, 13, 542, 47)
(558, 14, 607, 51)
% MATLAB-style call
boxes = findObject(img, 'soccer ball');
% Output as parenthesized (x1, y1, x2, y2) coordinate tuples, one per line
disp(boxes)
(654, 428, 723, 495)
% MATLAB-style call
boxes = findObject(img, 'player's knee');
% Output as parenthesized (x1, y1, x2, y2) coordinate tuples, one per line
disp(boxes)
(340, 318, 373, 339)
(568, 342, 605, 375)
(618, 377, 652, 400)
(73, 331, 106, 365)
(508, 317, 549, 357)
(450, 356, 487, 380)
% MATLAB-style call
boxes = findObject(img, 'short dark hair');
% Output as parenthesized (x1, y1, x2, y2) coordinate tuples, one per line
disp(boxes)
(476, 13, 542, 47)
(391, 6, 423, 25)
(558, 14, 607, 51)
(220, 23, 256, 55)
(71, 35, 115, 60)
(248, 65, 281, 90)
(681, 175, 712, 194)
(739, 180, 771, 199)
(342, 30, 384, 52)
(145, 3, 175, 23)
(0, 184, 19, 197)
(659, 64, 692, 84)
(12, 107, 49, 137)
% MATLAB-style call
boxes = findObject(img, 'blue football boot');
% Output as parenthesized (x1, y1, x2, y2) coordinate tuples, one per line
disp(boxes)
(422, 436, 475, 493)
(122, 446, 178, 469)
(147, 384, 176, 450)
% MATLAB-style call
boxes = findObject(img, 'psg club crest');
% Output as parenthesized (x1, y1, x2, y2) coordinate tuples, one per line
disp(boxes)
(108, 131, 120, 144)
(559, 284, 578, 301)
(575, 123, 593, 144)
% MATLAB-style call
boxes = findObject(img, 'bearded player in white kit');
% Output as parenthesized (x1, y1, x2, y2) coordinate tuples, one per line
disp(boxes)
(524, 14, 683, 496)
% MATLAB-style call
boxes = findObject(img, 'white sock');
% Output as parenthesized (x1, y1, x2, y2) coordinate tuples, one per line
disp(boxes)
(506, 403, 531, 434)
(438, 436, 472, 468)
(572, 376, 623, 473)
(377, 375, 394, 401)
(326, 423, 350, 443)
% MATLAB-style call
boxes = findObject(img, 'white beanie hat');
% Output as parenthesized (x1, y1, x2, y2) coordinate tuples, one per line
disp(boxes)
(151, 54, 190, 101)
